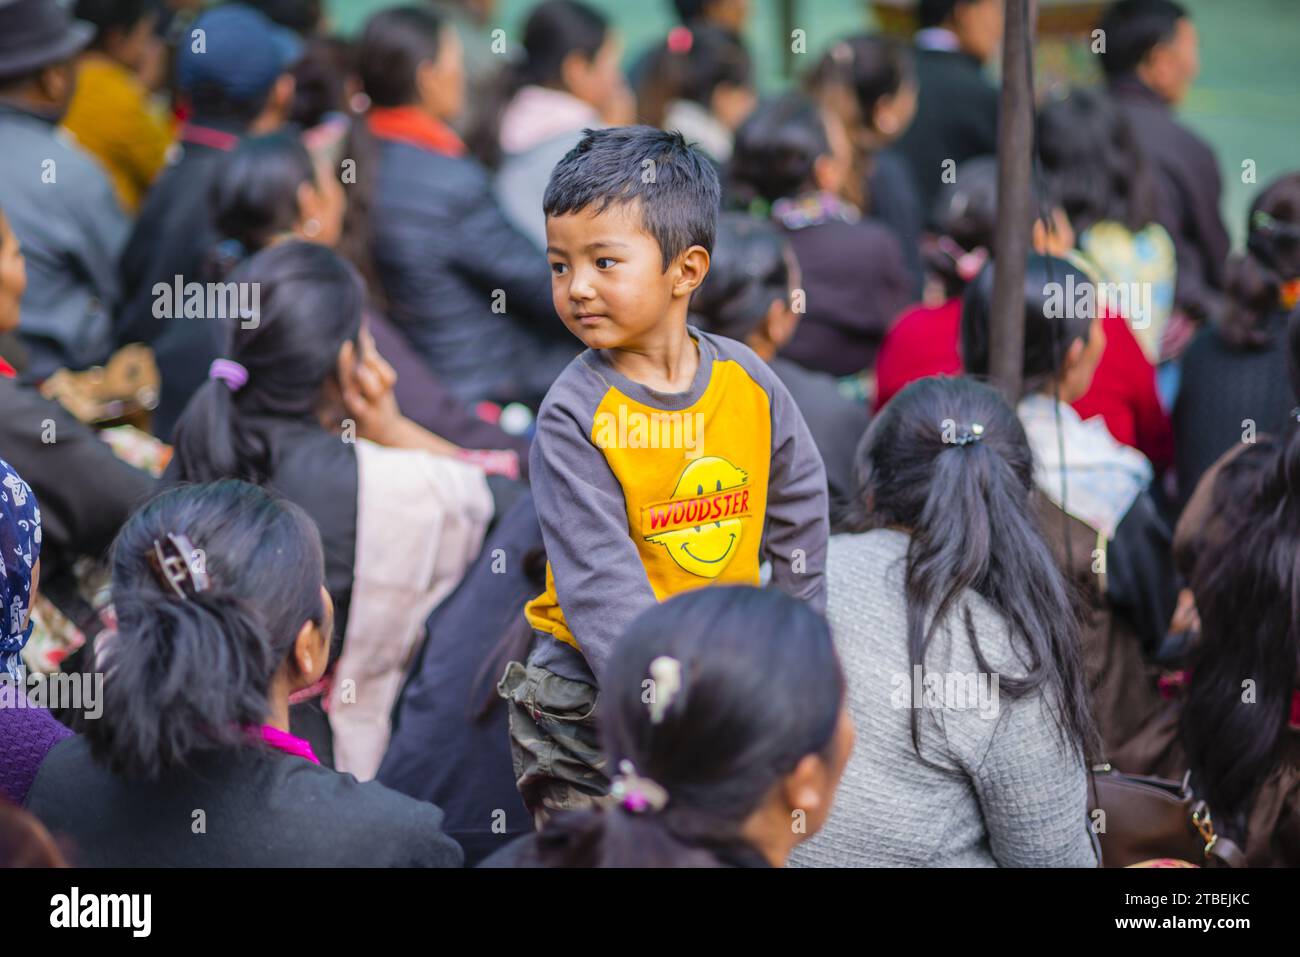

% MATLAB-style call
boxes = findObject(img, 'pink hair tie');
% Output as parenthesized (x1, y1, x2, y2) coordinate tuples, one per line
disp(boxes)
(209, 358, 249, 392)
(667, 25, 693, 54)
(609, 760, 669, 814)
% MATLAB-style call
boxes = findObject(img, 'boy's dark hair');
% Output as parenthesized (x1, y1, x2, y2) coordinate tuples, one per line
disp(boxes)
(1098, 0, 1188, 79)
(88, 480, 327, 780)
(543, 125, 721, 271)
(531, 586, 844, 867)
(728, 92, 829, 207)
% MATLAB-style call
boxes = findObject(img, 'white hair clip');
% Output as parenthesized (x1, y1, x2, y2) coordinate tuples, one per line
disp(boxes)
(648, 655, 682, 725)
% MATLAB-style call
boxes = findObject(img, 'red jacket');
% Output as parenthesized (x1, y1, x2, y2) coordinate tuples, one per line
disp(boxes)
(874, 299, 1172, 469)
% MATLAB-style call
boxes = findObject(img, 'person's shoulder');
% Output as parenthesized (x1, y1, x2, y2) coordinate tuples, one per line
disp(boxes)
(383, 139, 488, 193)
(272, 757, 464, 866)
(771, 354, 864, 415)
(825, 530, 911, 645)
(268, 421, 357, 477)
(797, 216, 903, 261)
(848, 216, 907, 254)
(48, 128, 117, 185)
(890, 299, 955, 337)
(0, 118, 117, 208)
(25, 733, 99, 807)
(827, 528, 908, 590)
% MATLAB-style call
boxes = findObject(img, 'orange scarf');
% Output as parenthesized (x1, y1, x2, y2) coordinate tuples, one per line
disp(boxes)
(367, 106, 465, 157)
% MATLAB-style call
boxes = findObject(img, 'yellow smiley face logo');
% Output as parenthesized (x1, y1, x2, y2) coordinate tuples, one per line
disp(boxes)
(644, 456, 749, 579)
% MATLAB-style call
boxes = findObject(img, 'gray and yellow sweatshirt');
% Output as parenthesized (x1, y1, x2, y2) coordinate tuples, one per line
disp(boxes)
(524, 326, 829, 684)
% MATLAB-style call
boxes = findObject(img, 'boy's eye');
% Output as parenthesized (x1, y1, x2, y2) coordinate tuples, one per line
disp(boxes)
(595, 257, 616, 269)
(549, 262, 568, 276)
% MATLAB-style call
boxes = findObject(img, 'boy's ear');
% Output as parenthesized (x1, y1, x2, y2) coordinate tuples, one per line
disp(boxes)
(672, 246, 711, 299)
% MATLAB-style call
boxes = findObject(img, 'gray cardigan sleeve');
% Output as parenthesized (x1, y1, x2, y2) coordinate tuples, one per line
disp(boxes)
(960, 673, 1100, 868)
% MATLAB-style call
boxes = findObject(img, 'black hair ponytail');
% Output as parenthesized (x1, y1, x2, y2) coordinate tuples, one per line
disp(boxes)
(535, 586, 844, 867)
(170, 242, 365, 485)
(637, 22, 752, 130)
(849, 376, 1098, 762)
(87, 481, 326, 780)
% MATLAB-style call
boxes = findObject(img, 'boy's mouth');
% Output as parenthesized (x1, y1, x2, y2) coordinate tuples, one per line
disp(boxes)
(573, 313, 607, 327)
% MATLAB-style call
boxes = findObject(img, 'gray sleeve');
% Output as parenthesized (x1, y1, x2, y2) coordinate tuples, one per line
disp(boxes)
(761, 362, 830, 612)
(529, 386, 658, 683)
(965, 688, 1099, 868)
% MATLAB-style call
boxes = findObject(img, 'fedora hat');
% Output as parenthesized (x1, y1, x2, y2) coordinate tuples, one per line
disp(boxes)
(0, 0, 94, 82)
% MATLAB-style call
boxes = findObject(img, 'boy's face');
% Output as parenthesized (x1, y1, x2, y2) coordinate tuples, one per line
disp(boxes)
(546, 200, 702, 351)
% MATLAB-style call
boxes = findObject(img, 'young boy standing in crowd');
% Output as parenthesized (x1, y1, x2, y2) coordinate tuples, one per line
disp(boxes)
(499, 126, 829, 821)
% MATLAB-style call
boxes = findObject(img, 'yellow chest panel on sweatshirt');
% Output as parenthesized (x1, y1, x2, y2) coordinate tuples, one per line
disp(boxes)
(525, 359, 773, 649)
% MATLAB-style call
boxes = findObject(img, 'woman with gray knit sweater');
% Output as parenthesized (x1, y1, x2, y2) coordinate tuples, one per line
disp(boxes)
(790, 376, 1100, 867)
